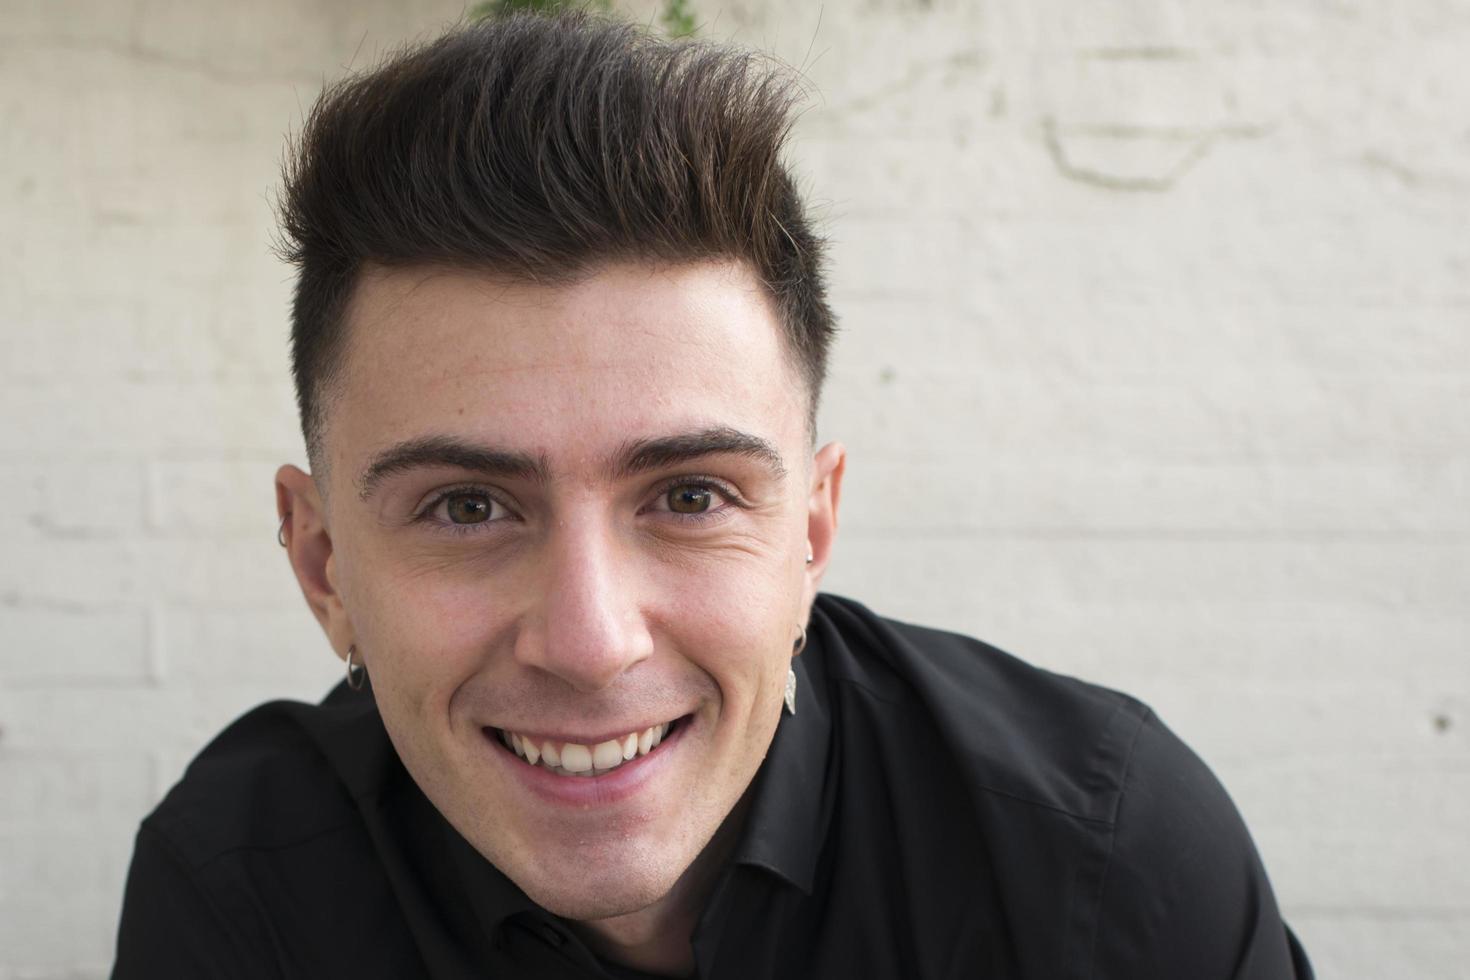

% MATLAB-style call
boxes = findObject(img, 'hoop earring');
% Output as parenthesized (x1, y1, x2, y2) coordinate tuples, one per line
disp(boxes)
(345, 644, 366, 691)
(792, 624, 807, 655)
(277, 514, 289, 548)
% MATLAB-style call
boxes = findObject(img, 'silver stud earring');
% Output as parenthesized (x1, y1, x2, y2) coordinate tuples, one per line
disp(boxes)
(345, 644, 366, 691)
(805, 548, 814, 565)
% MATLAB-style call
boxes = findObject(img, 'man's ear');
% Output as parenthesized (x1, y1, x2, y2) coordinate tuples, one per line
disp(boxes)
(275, 464, 352, 660)
(802, 441, 846, 610)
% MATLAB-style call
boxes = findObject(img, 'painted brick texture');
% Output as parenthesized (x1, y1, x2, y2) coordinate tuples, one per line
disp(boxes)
(2, 1, 1466, 977)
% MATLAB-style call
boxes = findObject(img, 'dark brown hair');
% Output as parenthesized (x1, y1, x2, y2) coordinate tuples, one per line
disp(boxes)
(276, 11, 835, 470)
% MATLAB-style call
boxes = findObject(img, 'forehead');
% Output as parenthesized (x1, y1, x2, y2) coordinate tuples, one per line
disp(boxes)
(324, 260, 806, 482)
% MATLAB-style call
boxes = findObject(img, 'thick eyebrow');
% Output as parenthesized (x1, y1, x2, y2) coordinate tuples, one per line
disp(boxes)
(612, 426, 787, 483)
(356, 436, 547, 500)
(355, 425, 786, 501)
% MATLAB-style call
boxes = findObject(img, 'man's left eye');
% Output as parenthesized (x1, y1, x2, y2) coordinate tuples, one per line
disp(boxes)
(665, 485, 714, 514)
(652, 481, 739, 519)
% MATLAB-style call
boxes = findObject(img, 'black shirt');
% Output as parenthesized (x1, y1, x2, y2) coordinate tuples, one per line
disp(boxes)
(113, 594, 1314, 979)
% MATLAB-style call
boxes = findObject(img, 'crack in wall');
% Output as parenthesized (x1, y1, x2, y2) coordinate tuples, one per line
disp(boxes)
(827, 46, 988, 116)
(1, 35, 321, 86)
(1042, 116, 1272, 192)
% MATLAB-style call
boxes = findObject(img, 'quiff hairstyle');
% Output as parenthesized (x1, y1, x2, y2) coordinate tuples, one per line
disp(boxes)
(276, 12, 835, 472)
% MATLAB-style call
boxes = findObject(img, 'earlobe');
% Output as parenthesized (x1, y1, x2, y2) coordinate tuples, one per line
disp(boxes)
(275, 464, 352, 657)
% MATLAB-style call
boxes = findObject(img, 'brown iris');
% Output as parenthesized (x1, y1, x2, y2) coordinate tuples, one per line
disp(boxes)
(445, 492, 492, 524)
(666, 486, 712, 514)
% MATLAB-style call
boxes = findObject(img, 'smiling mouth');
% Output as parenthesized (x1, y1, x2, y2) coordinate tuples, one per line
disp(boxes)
(489, 718, 684, 777)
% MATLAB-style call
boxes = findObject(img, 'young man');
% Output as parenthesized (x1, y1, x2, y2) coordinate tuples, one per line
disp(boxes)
(113, 13, 1313, 979)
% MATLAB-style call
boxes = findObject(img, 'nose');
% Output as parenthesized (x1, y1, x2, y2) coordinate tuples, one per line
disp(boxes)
(515, 516, 655, 692)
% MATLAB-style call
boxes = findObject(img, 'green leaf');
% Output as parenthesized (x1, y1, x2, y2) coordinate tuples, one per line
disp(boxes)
(661, 0, 698, 37)
(467, 0, 696, 39)
(469, 0, 612, 20)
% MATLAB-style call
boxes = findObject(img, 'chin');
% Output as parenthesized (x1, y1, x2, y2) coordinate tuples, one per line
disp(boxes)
(517, 849, 684, 921)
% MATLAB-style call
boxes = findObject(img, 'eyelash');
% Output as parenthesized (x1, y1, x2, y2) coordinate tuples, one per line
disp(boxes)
(647, 475, 745, 525)
(412, 476, 746, 535)
(414, 484, 517, 537)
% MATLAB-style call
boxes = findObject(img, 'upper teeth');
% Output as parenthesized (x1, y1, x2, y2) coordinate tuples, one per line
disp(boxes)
(501, 722, 671, 777)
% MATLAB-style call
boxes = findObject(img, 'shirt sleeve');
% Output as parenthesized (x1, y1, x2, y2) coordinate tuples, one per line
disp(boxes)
(1089, 711, 1315, 980)
(112, 824, 278, 980)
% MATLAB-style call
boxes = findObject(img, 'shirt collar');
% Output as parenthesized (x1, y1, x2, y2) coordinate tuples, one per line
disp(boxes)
(443, 813, 540, 948)
(723, 616, 835, 895)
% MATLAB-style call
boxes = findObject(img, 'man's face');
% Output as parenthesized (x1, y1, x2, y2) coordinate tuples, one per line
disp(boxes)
(282, 260, 840, 921)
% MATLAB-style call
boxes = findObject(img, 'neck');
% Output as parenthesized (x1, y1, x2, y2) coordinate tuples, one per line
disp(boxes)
(569, 792, 752, 977)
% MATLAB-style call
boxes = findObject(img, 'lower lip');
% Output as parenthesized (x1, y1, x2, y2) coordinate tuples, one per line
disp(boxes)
(483, 718, 690, 808)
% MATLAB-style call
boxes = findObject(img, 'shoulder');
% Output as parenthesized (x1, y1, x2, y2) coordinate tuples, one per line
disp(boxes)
(141, 685, 390, 869)
(1092, 709, 1305, 976)
(812, 593, 1149, 823)
(811, 594, 1307, 978)
(114, 686, 420, 978)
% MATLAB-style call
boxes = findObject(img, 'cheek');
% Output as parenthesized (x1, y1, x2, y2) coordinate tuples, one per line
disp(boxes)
(349, 562, 507, 701)
(653, 562, 797, 704)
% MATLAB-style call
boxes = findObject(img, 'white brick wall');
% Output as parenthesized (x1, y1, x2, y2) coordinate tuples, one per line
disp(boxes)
(2, 0, 1466, 976)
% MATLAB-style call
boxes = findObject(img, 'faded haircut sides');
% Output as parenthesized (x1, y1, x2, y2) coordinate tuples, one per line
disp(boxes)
(275, 11, 836, 474)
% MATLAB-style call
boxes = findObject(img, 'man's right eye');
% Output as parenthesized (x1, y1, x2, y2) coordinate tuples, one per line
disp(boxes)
(418, 488, 511, 530)
(445, 492, 494, 524)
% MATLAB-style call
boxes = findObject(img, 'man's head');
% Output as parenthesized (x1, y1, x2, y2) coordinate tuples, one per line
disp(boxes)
(277, 11, 835, 475)
(271, 13, 845, 930)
